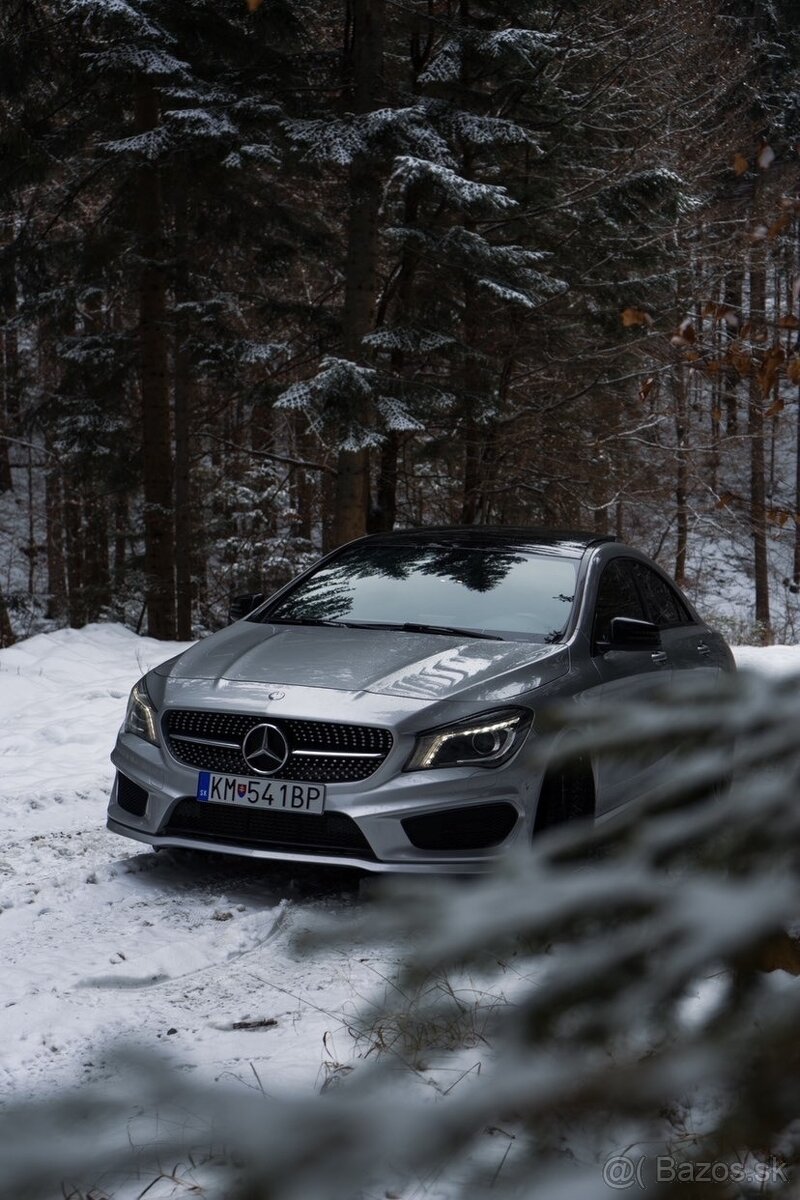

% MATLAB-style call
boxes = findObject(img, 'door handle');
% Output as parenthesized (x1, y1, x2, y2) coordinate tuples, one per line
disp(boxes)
(696, 642, 711, 657)
(651, 651, 668, 665)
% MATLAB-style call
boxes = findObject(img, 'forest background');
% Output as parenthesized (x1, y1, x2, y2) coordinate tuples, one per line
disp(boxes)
(1, 0, 799, 646)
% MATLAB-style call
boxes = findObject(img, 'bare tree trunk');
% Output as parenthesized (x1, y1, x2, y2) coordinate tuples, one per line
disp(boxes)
(44, 457, 67, 622)
(136, 85, 176, 639)
(173, 187, 193, 641)
(321, 467, 336, 554)
(0, 227, 17, 493)
(25, 444, 36, 598)
(39, 318, 67, 623)
(291, 414, 313, 541)
(333, 0, 384, 546)
(459, 266, 484, 525)
(793, 224, 800, 589)
(372, 431, 399, 531)
(82, 293, 110, 619)
(0, 409, 12, 493)
(723, 271, 742, 436)
(370, 188, 419, 534)
(673, 367, 689, 587)
(748, 259, 771, 641)
(794, 345, 800, 587)
(459, 418, 480, 525)
(84, 493, 110, 618)
(65, 485, 86, 629)
(113, 491, 128, 596)
(375, 188, 425, 532)
(173, 349, 192, 639)
(0, 327, 16, 492)
(0, 587, 13, 646)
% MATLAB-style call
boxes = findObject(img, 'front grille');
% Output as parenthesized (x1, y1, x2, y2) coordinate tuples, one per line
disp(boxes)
(163, 710, 393, 783)
(116, 772, 148, 817)
(402, 803, 519, 851)
(162, 798, 376, 860)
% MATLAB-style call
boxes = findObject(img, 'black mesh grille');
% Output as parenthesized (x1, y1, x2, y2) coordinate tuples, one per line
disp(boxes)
(163, 710, 392, 783)
(162, 798, 376, 860)
(402, 803, 519, 851)
(116, 772, 148, 817)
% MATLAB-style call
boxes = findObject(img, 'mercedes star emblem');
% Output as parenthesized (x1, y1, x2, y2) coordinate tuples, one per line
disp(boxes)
(242, 722, 290, 775)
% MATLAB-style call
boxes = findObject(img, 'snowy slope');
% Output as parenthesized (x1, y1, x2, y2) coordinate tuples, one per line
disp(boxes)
(0, 624, 796, 1111)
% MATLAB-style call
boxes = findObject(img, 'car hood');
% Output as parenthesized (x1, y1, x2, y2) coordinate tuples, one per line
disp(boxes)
(154, 622, 569, 703)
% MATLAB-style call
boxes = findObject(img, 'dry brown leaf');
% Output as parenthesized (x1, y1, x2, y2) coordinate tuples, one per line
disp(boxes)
(778, 314, 800, 329)
(702, 301, 728, 320)
(702, 360, 722, 375)
(671, 319, 696, 348)
(758, 346, 785, 395)
(621, 307, 653, 328)
(715, 491, 738, 509)
(733, 152, 749, 175)
(246, 0, 264, 10)
(702, 302, 739, 327)
(638, 376, 655, 403)
(768, 214, 791, 239)
(787, 356, 800, 385)
(727, 346, 752, 377)
(765, 399, 785, 419)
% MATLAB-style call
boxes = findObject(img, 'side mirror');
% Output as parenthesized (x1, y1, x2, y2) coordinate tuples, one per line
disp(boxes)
(606, 616, 661, 651)
(229, 592, 265, 623)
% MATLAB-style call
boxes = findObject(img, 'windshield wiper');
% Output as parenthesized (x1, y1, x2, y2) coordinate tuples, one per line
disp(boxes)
(336, 620, 505, 641)
(264, 616, 348, 627)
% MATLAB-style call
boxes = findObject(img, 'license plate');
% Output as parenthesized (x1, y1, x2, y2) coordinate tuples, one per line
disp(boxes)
(196, 771, 325, 814)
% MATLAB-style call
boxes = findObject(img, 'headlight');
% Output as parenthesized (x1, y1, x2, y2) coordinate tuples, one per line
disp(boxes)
(123, 678, 160, 745)
(405, 708, 532, 771)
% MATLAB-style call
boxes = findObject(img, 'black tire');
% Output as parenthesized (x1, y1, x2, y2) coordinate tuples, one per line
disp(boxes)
(534, 752, 595, 834)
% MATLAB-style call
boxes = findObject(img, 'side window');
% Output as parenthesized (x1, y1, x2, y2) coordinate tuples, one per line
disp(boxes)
(592, 560, 645, 648)
(632, 563, 692, 628)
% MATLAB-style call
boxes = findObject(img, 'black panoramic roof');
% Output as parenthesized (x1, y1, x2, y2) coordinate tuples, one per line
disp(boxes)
(356, 526, 618, 558)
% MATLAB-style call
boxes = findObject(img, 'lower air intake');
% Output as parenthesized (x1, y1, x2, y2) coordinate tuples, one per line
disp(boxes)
(162, 798, 376, 861)
(402, 802, 519, 851)
(116, 772, 148, 817)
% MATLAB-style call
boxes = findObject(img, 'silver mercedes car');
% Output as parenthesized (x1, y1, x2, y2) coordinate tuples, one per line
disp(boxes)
(108, 528, 734, 872)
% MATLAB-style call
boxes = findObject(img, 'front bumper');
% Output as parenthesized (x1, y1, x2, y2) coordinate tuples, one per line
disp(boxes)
(108, 729, 534, 874)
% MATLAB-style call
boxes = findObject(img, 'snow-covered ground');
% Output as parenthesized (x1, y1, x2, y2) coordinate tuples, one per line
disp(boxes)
(1, 624, 798, 1115)
(0, 625, 393, 1113)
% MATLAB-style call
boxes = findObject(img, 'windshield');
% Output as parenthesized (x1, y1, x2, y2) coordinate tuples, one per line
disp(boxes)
(257, 542, 579, 642)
